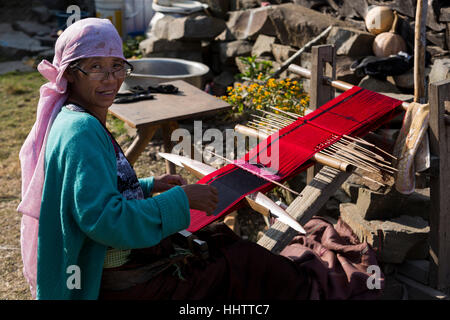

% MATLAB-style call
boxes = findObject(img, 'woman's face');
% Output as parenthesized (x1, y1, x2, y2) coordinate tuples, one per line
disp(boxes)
(65, 56, 125, 110)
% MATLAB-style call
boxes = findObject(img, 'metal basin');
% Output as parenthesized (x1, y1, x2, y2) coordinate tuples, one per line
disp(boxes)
(122, 58, 209, 90)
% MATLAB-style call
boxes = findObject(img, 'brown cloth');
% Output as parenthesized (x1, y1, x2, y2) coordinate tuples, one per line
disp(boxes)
(98, 217, 383, 300)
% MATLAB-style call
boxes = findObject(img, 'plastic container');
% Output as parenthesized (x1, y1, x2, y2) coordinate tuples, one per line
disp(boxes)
(124, 0, 154, 37)
(95, 0, 154, 38)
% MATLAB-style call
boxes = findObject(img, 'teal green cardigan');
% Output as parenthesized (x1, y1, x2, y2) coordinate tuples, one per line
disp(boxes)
(36, 107, 190, 300)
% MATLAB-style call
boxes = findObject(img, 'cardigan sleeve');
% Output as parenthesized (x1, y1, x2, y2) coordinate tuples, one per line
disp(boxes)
(57, 116, 190, 249)
(138, 177, 154, 198)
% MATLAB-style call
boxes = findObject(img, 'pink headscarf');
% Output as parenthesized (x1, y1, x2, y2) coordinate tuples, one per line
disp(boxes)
(17, 18, 126, 298)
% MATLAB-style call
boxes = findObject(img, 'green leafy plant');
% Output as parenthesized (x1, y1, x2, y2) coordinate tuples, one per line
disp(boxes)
(123, 35, 145, 59)
(236, 56, 274, 82)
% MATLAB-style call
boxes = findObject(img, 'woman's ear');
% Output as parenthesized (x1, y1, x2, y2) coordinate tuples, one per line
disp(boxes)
(64, 68, 75, 83)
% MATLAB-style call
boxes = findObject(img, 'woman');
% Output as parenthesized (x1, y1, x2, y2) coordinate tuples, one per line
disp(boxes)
(19, 18, 382, 300)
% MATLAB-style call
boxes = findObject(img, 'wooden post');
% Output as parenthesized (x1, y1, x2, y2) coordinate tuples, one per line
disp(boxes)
(125, 125, 159, 165)
(414, 0, 428, 104)
(307, 45, 336, 183)
(161, 121, 179, 174)
(428, 79, 450, 293)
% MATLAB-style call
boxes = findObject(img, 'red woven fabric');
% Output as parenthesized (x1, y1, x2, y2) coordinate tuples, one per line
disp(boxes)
(188, 87, 403, 232)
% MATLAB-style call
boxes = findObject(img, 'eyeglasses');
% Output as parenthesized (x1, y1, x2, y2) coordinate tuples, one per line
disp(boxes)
(71, 61, 134, 81)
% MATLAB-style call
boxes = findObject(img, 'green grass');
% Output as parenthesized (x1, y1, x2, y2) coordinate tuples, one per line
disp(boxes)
(0, 71, 47, 300)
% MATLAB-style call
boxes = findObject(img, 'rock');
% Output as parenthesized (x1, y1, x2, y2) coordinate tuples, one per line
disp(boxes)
(358, 75, 402, 94)
(150, 15, 176, 39)
(31, 6, 52, 23)
(0, 60, 35, 75)
(331, 0, 368, 20)
(267, 3, 349, 49)
(335, 56, 365, 85)
(427, 45, 449, 59)
(238, 0, 263, 10)
(271, 43, 299, 65)
(200, 0, 230, 19)
(168, 14, 227, 41)
(340, 203, 430, 264)
(393, 67, 431, 89)
(427, 30, 447, 49)
(12, 20, 52, 37)
(426, 0, 446, 32)
(33, 35, 57, 47)
(215, 27, 237, 41)
(0, 31, 50, 59)
(292, 0, 328, 9)
(139, 35, 201, 55)
(355, 187, 430, 221)
(0, 23, 13, 34)
(151, 14, 226, 41)
(142, 50, 203, 63)
(429, 58, 450, 83)
(388, 0, 416, 19)
(440, 7, 450, 22)
(251, 34, 275, 58)
(327, 26, 375, 57)
(217, 40, 253, 64)
(226, 6, 276, 41)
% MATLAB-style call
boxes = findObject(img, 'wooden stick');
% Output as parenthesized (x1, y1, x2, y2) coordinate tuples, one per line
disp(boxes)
(235, 124, 354, 173)
(414, 0, 428, 104)
(204, 149, 302, 197)
(271, 25, 334, 79)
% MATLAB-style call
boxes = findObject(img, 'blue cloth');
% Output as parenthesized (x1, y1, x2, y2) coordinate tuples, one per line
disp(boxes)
(36, 107, 190, 299)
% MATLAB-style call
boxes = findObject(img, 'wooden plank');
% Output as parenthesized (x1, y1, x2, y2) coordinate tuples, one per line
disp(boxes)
(428, 79, 450, 293)
(414, 0, 428, 103)
(257, 166, 351, 254)
(310, 45, 336, 110)
(307, 45, 336, 184)
(109, 80, 231, 129)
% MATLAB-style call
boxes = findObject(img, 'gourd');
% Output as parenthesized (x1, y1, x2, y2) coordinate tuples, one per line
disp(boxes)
(373, 32, 407, 57)
(365, 6, 395, 35)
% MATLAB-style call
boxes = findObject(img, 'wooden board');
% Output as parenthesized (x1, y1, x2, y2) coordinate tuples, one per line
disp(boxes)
(428, 79, 450, 293)
(257, 166, 351, 254)
(109, 80, 231, 128)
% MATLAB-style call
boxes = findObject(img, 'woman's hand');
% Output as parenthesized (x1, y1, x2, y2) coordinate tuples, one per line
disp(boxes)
(152, 174, 187, 193)
(181, 184, 219, 216)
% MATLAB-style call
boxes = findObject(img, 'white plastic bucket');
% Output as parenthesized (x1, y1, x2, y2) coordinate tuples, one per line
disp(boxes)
(95, 0, 125, 37)
(95, 0, 154, 38)
(124, 0, 154, 36)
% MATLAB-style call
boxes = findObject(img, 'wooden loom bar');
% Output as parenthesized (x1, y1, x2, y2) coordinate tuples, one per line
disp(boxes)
(288, 64, 410, 111)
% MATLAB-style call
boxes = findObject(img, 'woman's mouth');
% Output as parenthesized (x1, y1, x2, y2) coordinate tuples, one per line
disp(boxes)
(96, 90, 115, 97)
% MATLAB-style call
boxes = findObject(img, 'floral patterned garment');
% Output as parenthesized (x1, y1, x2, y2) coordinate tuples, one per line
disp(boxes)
(64, 103, 145, 200)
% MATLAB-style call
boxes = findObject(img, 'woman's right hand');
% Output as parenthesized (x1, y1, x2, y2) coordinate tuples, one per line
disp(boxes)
(181, 184, 219, 216)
